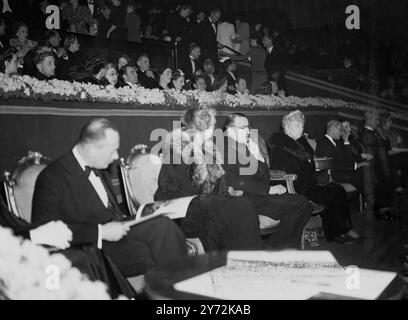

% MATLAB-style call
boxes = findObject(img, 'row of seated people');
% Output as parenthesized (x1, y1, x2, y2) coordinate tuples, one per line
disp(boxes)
(0, 27, 254, 96)
(1, 107, 367, 298)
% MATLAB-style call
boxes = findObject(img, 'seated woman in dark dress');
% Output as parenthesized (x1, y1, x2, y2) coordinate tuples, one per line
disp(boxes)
(155, 105, 263, 251)
(267, 110, 360, 244)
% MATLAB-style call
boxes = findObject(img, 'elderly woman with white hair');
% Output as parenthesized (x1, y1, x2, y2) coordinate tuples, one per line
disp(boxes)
(267, 110, 360, 244)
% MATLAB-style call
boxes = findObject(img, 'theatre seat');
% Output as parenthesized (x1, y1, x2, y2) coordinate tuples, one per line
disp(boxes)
(3, 152, 48, 222)
(121, 145, 206, 256)
(269, 169, 324, 248)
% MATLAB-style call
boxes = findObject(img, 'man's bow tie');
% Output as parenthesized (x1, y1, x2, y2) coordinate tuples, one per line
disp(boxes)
(85, 166, 99, 177)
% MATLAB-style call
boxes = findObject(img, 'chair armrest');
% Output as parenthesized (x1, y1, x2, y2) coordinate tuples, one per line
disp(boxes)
(270, 170, 298, 194)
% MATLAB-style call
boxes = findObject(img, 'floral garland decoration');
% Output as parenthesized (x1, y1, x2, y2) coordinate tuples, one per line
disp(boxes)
(0, 73, 407, 121)
(0, 226, 113, 300)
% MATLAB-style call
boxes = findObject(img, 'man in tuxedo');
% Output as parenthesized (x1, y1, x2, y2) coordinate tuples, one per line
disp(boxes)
(32, 119, 187, 277)
(335, 56, 359, 90)
(117, 65, 139, 89)
(315, 120, 365, 193)
(222, 58, 237, 94)
(222, 113, 313, 249)
(263, 34, 287, 91)
(33, 52, 56, 81)
(136, 54, 158, 89)
(197, 7, 221, 68)
(181, 43, 201, 83)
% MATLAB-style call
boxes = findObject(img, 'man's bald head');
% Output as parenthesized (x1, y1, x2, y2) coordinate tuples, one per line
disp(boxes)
(77, 119, 120, 169)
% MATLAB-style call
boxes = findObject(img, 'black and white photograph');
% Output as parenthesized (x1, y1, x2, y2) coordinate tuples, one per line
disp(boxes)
(0, 0, 408, 306)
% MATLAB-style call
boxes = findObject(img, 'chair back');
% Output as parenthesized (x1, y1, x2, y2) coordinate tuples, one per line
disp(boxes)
(13, 163, 47, 223)
(9, 152, 49, 222)
(3, 171, 19, 217)
(124, 146, 163, 209)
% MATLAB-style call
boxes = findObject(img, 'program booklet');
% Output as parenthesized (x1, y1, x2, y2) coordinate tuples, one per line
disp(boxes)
(125, 195, 196, 227)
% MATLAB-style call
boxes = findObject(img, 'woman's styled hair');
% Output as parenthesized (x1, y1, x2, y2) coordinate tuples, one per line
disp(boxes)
(64, 35, 78, 50)
(158, 65, 172, 76)
(0, 47, 17, 72)
(212, 75, 227, 91)
(182, 105, 216, 132)
(84, 55, 107, 75)
(172, 69, 185, 82)
(282, 110, 305, 129)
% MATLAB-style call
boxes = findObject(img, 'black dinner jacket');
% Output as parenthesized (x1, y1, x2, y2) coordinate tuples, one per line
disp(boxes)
(180, 57, 201, 82)
(32, 151, 124, 246)
(222, 136, 270, 196)
(197, 18, 218, 62)
(264, 47, 285, 77)
(315, 136, 355, 179)
(137, 70, 158, 89)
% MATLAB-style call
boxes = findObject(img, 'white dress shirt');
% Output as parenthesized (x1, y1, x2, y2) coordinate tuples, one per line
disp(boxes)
(2, 0, 12, 13)
(189, 55, 196, 75)
(72, 146, 107, 248)
(325, 134, 336, 147)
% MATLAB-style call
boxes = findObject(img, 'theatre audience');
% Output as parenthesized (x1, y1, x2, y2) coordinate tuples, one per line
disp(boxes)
(0, 47, 18, 76)
(136, 54, 157, 89)
(268, 110, 360, 244)
(57, 34, 82, 80)
(170, 70, 185, 91)
(31, 118, 187, 277)
(181, 43, 201, 83)
(124, 2, 142, 43)
(61, 0, 95, 35)
(107, 0, 127, 40)
(101, 63, 119, 87)
(212, 75, 228, 98)
(222, 113, 313, 249)
(361, 110, 381, 216)
(33, 51, 56, 81)
(155, 105, 263, 251)
(118, 65, 138, 89)
(45, 30, 66, 59)
(315, 120, 366, 193)
(222, 58, 237, 94)
(192, 75, 207, 91)
(375, 112, 397, 219)
(229, 34, 267, 94)
(157, 66, 172, 90)
(203, 58, 215, 91)
(197, 7, 221, 65)
(117, 54, 131, 70)
(76, 55, 107, 85)
(235, 77, 249, 95)
(9, 21, 37, 64)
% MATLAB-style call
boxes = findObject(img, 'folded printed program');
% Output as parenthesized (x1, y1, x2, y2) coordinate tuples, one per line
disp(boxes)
(174, 250, 397, 300)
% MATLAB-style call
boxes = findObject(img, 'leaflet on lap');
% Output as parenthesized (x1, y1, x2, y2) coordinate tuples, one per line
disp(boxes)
(125, 195, 196, 227)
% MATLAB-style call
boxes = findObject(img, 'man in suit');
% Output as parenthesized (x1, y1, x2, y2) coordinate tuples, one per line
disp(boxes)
(221, 58, 237, 94)
(222, 113, 313, 249)
(315, 120, 365, 193)
(180, 43, 201, 83)
(335, 56, 359, 90)
(263, 34, 287, 91)
(197, 7, 221, 69)
(136, 54, 158, 89)
(32, 119, 187, 277)
(117, 65, 139, 89)
(33, 52, 56, 81)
